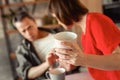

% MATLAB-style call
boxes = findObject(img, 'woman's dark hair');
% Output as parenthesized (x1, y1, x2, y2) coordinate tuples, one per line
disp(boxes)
(12, 11, 35, 29)
(48, 0, 88, 25)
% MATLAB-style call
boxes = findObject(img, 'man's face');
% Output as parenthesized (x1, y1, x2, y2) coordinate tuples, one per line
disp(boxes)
(14, 17, 39, 42)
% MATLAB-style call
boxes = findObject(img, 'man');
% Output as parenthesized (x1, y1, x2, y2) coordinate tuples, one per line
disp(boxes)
(12, 11, 76, 80)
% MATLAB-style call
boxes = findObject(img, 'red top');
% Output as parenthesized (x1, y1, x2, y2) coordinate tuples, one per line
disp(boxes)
(81, 13, 120, 80)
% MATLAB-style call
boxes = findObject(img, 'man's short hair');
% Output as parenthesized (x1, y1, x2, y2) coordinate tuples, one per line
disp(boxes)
(12, 11, 35, 29)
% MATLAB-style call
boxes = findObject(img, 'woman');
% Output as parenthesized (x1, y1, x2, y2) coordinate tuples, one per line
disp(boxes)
(48, 0, 120, 80)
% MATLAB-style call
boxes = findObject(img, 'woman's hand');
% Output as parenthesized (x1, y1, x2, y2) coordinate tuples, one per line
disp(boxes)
(55, 41, 84, 66)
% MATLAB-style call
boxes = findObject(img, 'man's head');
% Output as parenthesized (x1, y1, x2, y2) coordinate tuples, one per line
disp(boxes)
(12, 12, 39, 41)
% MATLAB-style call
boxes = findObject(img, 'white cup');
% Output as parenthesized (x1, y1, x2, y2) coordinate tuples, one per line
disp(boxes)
(46, 68, 66, 80)
(54, 31, 77, 49)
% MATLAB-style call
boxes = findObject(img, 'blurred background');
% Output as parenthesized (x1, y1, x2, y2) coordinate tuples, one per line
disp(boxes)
(0, 0, 120, 80)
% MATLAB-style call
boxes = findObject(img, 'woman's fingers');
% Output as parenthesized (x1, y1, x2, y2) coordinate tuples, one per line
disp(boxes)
(49, 48, 56, 54)
(55, 49, 73, 59)
(55, 48, 78, 57)
(55, 48, 73, 55)
(61, 41, 74, 49)
(56, 50, 79, 66)
(59, 58, 76, 65)
(56, 52, 70, 59)
(56, 51, 78, 59)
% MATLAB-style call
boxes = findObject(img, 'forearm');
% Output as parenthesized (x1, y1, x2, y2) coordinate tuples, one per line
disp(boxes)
(28, 62, 50, 79)
(82, 53, 120, 70)
(55, 41, 120, 70)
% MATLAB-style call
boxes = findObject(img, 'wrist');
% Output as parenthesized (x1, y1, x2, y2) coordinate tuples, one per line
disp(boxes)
(80, 53, 87, 66)
(45, 61, 51, 68)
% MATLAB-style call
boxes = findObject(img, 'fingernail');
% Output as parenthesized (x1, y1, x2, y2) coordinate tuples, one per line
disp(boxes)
(61, 42, 65, 44)
(55, 48, 58, 51)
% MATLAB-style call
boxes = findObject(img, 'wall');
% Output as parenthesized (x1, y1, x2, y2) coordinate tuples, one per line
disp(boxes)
(0, 25, 14, 80)
(80, 0, 103, 13)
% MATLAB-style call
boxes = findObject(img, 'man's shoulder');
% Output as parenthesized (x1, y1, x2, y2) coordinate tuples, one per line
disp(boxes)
(38, 25, 65, 33)
(16, 39, 31, 53)
(20, 39, 31, 46)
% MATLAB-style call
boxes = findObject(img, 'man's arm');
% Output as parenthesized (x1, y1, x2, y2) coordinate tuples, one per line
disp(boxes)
(28, 62, 49, 79)
(16, 44, 48, 80)
(28, 51, 57, 79)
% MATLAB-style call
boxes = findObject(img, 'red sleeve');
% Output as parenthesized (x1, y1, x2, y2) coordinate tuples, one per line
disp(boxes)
(89, 13, 120, 54)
